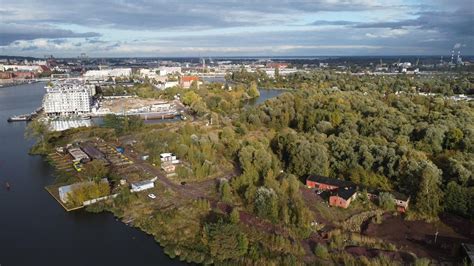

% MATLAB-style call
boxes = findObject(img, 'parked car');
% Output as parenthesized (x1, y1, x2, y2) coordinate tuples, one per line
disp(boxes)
(148, 193, 156, 199)
(73, 161, 83, 172)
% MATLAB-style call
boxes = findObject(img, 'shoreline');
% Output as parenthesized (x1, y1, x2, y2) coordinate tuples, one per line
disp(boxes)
(0, 79, 39, 88)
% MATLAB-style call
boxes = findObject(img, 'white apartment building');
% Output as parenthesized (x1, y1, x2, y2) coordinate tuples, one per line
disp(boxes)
(158, 66, 181, 76)
(43, 82, 95, 116)
(83, 68, 132, 80)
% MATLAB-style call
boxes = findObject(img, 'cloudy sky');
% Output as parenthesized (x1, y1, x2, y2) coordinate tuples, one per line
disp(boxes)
(1, 0, 473, 57)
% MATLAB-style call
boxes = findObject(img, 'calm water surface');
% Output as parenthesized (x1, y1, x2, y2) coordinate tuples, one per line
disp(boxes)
(0, 83, 182, 266)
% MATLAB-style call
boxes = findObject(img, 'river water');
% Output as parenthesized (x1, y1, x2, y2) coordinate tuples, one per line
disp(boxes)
(0, 83, 181, 266)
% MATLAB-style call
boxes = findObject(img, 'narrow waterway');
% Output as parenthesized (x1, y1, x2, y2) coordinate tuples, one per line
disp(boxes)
(246, 88, 287, 106)
(0, 83, 182, 266)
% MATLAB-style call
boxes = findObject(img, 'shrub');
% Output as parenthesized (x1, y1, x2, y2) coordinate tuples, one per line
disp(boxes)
(314, 243, 329, 259)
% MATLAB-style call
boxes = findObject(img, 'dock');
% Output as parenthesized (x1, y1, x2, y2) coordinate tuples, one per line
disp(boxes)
(7, 107, 43, 122)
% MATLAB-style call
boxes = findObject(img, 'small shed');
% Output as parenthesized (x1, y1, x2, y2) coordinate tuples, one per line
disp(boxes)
(68, 147, 90, 163)
(160, 153, 180, 164)
(58, 184, 74, 203)
(131, 180, 154, 192)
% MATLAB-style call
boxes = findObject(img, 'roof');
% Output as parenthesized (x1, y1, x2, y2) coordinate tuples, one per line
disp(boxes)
(307, 175, 354, 188)
(81, 143, 105, 160)
(462, 243, 474, 263)
(181, 76, 199, 82)
(331, 186, 358, 200)
(39, 65, 50, 72)
(391, 191, 410, 201)
(68, 147, 89, 160)
(131, 180, 154, 187)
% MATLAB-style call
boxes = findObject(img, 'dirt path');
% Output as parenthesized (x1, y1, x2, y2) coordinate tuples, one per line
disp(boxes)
(124, 149, 237, 202)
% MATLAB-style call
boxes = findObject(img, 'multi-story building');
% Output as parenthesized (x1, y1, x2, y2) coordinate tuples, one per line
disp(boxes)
(43, 81, 95, 116)
(157, 66, 181, 76)
(83, 68, 132, 80)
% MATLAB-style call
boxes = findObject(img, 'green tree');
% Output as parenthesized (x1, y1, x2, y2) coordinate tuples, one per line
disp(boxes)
(248, 81, 260, 98)
(83, 160, 109, 182)
(378, 192, 395, 211)
(230, 208, 240, 224)
(25, 119, 50, 152)
(445, 128, 463, 150)
(254, 187, 278, 222)
(182, 90, 201, 106)
(220, 181, 233, 204)
(444, 181, 469, 217)
(205, 220, 248, 261)
(414, 163, 443, 218)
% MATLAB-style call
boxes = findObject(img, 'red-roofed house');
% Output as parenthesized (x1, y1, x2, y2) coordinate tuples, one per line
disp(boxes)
(180, 76, 199, 88)
(13, 71, 36, 79)
(39, 65, 51, 73)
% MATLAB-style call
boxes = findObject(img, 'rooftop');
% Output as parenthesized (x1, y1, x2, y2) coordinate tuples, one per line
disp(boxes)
(181, 76, 199, 82)
(331, 186, 358, 200)
(307, 175, 354, 188)
(132, 180, 154, 187)
(81, 142, 105, 160)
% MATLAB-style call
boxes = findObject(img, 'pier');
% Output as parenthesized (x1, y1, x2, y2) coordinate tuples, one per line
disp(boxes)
(7, 107, 43, 122)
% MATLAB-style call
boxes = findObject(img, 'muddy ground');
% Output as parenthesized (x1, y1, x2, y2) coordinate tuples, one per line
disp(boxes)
(363, 214, 473, 263)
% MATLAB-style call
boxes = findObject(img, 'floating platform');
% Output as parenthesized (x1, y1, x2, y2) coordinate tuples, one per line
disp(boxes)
(7, 107, 43, 122)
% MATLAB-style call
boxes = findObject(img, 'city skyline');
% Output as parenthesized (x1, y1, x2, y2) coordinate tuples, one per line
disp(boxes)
(1, 0, 473, 57)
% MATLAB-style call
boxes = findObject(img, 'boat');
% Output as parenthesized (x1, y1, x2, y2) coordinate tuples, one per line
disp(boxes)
(7, 115, 32, 122)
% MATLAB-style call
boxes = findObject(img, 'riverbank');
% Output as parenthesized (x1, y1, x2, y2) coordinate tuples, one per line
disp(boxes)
(0, 79, 38, 88)
(0, 82, 182, 266)
(23, 85, 299, 265)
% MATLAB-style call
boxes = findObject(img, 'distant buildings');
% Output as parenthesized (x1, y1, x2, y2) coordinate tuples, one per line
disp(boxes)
(43, 81, 95, 116)
(158, 66, 181, 76)
(0, 63, 48, 80)
(0, 64, 43, 72)
(83, 68, 132, 80)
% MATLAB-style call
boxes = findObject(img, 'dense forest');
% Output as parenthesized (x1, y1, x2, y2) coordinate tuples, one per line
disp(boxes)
(230, 70, 473, 220)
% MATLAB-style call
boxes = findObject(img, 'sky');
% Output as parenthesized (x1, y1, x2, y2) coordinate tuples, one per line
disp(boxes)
(0, 0, 473, 57)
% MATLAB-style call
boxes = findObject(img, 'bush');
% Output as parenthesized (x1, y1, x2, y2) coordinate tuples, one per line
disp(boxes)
(314, 243, 329, 259)
(414, 257, 431, 266)
(378, 192, 396, 211)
